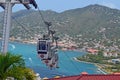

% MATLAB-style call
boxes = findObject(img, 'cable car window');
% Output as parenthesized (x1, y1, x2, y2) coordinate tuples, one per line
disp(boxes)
(39, 41, 47, 50)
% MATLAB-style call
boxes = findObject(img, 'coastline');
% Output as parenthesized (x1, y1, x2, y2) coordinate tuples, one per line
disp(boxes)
(73, 57, 107, 74)
(73, 57, 95, 64)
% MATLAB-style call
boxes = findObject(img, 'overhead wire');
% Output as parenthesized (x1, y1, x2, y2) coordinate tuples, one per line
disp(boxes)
(12, 16, 33, 37)
(11, 4, 49, 39)
(59, 58, 74, 75)
(37, 7, 46, 23)
(62, 51, 81, 74)
(37, 6, 52, 35)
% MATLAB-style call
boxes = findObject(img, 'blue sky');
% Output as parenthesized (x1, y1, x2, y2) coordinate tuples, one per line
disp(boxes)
(0, 0, 120, 12)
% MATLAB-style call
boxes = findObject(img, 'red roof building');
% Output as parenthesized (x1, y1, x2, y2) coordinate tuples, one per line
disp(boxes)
(87, 48, 99, 55)
(46, 74, 120, 80)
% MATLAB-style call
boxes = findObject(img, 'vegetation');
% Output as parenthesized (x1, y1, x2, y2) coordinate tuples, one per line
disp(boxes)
(77, 50, 120, 73)
(77, 50, 105, 64)
(0, 52, 36, 80)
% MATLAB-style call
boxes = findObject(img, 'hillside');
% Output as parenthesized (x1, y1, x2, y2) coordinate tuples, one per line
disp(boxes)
(0, 4, 120, 41)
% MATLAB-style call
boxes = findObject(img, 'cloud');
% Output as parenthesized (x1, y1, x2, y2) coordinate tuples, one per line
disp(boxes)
(100, 2, 117, 9)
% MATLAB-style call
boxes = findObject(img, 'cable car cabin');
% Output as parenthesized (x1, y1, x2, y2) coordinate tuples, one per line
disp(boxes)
(37, 37, 59, 69)
(37, 40, 47, 54)
(37, 39, 52, 59)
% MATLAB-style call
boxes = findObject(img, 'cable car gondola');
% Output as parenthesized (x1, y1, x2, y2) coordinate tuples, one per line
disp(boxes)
(37, 33, 59, 69)
(37, 20, 59, 69)
(37, 36, 52, 60)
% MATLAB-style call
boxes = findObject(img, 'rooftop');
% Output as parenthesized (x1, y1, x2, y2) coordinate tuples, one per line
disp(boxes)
(46, 74, 120, 80)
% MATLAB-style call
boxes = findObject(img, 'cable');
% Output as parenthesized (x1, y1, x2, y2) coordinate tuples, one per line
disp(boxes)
(37, 5, 53, 30)
(37, 7, 46, 23)
(59, 60, 72, 75)
(12, 16, 33, 37)
(63, 51, 81, 74)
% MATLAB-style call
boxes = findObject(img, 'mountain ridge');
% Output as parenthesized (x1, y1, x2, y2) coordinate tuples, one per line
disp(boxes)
(0, 4, 120, 41)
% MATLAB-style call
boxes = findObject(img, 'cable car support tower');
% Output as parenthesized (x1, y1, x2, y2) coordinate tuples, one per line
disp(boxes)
(0, 0, 37, 54)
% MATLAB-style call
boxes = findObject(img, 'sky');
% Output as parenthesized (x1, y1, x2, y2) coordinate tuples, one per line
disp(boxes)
(0, 0, 120, 12)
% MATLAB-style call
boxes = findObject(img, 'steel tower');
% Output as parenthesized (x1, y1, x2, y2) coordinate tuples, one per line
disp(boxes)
(0, 0, 37, 54)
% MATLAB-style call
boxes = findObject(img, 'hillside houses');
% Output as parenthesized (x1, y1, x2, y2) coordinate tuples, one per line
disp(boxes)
(103, 51, 118, 57)
(81, 39, 120, 58)
(86, 48, 98, 55)
(85, 47, 119, 57)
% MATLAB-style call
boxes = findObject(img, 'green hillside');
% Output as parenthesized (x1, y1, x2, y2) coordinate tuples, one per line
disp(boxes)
(0, 4, 120, 40)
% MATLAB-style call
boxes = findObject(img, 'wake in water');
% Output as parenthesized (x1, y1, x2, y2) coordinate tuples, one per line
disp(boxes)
(9, 44, 16, 50)
(29, 57, 33, 64)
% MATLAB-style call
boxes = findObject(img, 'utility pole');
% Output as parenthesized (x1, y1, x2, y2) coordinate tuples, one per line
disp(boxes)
(0, 0, 37, 54)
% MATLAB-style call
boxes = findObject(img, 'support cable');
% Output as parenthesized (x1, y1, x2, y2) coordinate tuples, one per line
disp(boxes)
(63, 51, 81, 74)
(12, 16, 33, 37)
(37, 6, 52, 34)
(37, 7, 46, 23)
(59, 60, 73, 75)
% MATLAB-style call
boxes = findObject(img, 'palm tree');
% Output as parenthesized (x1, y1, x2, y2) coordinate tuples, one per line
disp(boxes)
(0, 52, 36, 80)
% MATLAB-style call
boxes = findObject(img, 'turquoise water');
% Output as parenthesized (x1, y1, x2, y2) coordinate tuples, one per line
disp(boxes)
(7, 42, 102, 78)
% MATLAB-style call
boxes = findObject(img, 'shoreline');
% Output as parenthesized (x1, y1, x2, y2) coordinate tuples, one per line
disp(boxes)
(73, 57, 107, 74)
(73, 57, 95, 64)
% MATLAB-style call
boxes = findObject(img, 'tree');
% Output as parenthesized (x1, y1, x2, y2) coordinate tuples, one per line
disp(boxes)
(0, 52, 35, 80)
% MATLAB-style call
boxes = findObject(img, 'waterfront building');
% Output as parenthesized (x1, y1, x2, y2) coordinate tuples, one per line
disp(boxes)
(111, 59, 120, 64)
(87, 48, 99, 55)
(103, 52, 118, 57)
